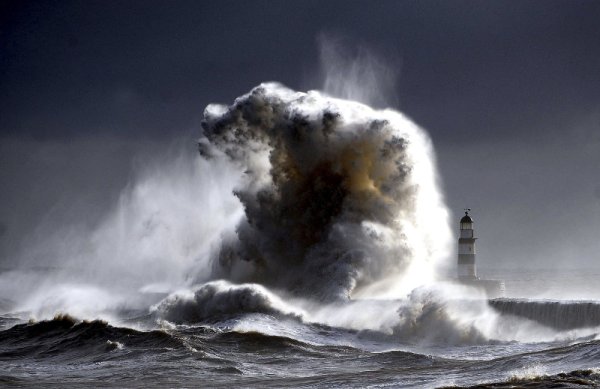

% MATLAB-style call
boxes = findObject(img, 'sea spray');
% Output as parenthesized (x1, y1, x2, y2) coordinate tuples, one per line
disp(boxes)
(318, 35, 399, 109)
(4, 152, 245, 319)
(194, 82, 583, 344)
(201, 82, 452, 300)
(4, 80, 570, 346)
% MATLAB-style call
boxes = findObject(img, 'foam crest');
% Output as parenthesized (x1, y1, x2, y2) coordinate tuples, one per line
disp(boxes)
(387, 283, 595, 345)
(153, 280, 304, 324)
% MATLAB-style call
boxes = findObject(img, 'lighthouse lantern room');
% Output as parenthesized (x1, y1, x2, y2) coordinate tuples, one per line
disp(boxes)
(458, 209, 477, 280)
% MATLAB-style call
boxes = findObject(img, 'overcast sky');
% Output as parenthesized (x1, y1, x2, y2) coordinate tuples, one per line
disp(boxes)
(1, 0, 599, 270)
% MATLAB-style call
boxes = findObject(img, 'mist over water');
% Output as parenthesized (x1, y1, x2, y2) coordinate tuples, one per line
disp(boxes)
(0, 152, 244, 319)
(5, 45, 459, 336)
(0, 48, 589, 340)
(2, 48, 600, 388)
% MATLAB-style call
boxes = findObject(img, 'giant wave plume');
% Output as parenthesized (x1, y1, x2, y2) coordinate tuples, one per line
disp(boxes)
(199, 82, 452, 301)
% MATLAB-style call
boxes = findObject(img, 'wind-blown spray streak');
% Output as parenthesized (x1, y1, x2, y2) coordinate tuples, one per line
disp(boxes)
(0, 153, 244, 319)
(200, 83, 451, 300)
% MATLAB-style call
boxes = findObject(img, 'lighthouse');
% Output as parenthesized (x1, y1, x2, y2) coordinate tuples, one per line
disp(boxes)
(458, 209, 477, 280)
(453, 209, 505, 297)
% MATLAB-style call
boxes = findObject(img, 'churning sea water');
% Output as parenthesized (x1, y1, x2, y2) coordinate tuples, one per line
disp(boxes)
(2, 84, 599, 388)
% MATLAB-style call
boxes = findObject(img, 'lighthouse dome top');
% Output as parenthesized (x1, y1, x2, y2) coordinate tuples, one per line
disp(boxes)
(460, 214, 473, 223)
(460, 209, 473, 224)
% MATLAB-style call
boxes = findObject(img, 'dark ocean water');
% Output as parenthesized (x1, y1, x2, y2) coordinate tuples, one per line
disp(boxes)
(2, 301, 600, 388)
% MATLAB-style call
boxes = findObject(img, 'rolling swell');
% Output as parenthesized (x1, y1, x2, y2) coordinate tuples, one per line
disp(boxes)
(446, 369, 600, 388)
(489, 299, 600, 330)
(210, 329, 435, 364)
(0, 315, 184, 362)
(2, 313, 600, 387)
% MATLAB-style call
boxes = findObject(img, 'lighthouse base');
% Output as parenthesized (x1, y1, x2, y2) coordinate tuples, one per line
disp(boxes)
(454, 277, 506, 299)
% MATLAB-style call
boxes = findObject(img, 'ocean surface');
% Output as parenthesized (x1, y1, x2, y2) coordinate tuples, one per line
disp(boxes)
(1, 268, 600, 388)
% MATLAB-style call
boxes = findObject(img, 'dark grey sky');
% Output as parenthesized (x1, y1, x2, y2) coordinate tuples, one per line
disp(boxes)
(1, 0, 599, 269)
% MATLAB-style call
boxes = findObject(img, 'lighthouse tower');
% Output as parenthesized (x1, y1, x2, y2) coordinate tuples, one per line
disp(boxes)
(458, 209, 477, 280)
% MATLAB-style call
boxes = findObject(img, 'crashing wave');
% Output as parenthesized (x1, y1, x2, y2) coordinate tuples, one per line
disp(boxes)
(154, 280, 304, 324)
(200, 82, 451, 300)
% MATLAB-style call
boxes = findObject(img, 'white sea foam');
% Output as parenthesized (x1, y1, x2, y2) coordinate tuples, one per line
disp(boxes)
(153, 280, 304, 324)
